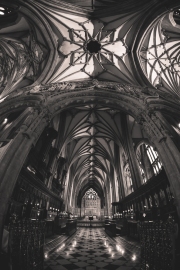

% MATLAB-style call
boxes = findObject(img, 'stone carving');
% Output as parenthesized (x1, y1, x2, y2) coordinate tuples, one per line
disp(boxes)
(151, 113, 169, 136)
(33, 80, 133, 95)
(24, 110, 39, 128)
(0, 78, 173, 147)
(140, 112, 167, 142)
(29, 85, 41, 93)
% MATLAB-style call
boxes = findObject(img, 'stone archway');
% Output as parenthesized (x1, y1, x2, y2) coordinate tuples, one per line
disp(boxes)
(0, 80, 180, 247)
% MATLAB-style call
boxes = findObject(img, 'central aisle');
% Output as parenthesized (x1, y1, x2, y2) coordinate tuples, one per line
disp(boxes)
(44, 228, 140, 270)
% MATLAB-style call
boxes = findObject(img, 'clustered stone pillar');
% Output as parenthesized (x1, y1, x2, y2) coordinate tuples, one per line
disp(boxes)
(46, 147, 59, 186)
(114, 142, 125, 201)
(34, 127, 58, 183)
(0, 108, 49, 249)
(57, 157, 66, 184)
(122, 114, 142, 190)
(38, 127, 58, 165)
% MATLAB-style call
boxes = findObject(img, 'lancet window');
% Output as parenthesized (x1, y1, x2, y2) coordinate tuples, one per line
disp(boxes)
(136, 143, 163, 183)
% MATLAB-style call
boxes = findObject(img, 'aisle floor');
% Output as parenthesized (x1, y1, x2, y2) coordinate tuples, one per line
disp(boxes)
(44, 228, 140, 270)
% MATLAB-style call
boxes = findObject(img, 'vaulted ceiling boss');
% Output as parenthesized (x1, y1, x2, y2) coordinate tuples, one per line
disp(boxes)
(31, 1, 136, 84)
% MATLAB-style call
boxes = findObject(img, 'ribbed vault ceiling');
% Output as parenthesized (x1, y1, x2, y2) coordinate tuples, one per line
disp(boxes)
(52, 104, 145, 203)
(32, 1, 138, 84)
(0, 0, 180, 208)
(54, 105, 123, 194)
(1, 0, 179, 99)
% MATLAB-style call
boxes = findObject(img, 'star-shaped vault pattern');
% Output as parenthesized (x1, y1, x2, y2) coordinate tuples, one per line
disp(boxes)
(58, 20, 128, 80)
(34, 3, 135, 84)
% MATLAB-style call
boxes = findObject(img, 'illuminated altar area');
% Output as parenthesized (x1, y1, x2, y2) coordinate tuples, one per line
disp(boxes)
(81, 188, 101, 218)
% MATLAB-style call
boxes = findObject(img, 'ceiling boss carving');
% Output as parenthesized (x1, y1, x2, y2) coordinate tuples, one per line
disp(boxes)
(28, 0, 152, 86)
(59, 21, 128, 79)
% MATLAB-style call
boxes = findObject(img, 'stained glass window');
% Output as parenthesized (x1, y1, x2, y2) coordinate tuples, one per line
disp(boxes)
(84, 188, 98, 200)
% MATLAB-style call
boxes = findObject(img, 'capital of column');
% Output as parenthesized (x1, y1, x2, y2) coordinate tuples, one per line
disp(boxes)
(137, 111, 168, 143)
(20, 108, 51, 143)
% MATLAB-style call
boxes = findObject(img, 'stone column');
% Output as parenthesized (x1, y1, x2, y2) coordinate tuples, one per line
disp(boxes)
(36, 128, 58, 182)
(57, 157, 66, 182)
(114, 143, 125, 200)
(38, 127, 58, 165)
(61, 169, 67, 186)
(46, 147, 59, 187)
(163, 184, 170, 205)
(110, 163, 116, 201)
(0, 108, 49, 248)
(47, 147, 59, 173)
(122, 114, 142, 190)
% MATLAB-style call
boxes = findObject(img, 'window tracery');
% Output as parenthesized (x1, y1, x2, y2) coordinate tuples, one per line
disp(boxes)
(145, 144, 162, 175)
(84, 188, 98, 200)
(82, 188, 99, 208)
(136, 143, 163, 182)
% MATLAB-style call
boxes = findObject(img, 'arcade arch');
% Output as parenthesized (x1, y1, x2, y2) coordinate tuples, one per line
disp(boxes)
(0, 82, 180, 248)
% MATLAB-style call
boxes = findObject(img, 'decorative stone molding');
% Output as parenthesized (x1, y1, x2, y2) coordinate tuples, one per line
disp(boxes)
(139, 112, 168, 143)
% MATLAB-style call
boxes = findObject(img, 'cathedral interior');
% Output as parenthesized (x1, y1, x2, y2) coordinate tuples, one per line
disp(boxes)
(0, 0, 180, 269)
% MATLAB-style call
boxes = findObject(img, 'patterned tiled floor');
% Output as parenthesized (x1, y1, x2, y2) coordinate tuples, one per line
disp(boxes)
(44, 228, 140, 269)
